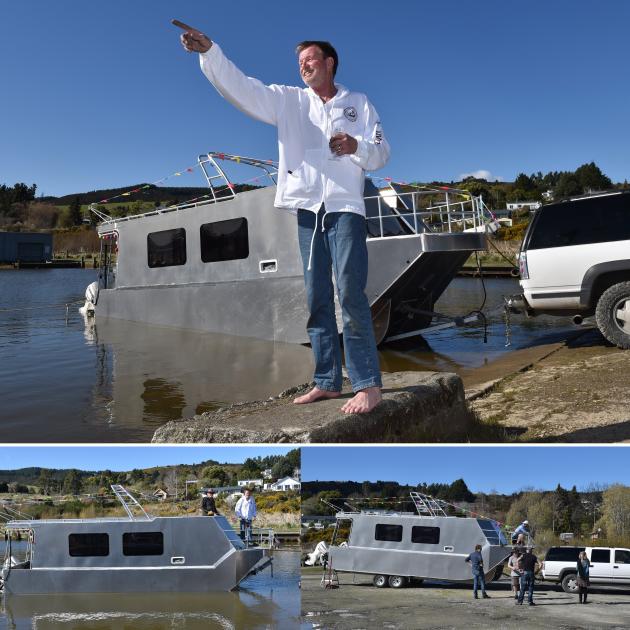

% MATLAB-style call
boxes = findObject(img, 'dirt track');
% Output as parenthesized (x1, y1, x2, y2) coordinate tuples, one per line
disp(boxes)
(301, 568, 630, 629)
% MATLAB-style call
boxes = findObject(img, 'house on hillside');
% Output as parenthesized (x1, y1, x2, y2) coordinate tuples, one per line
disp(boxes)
(153, 488, 168, 501)
(269, 476, 301, 492)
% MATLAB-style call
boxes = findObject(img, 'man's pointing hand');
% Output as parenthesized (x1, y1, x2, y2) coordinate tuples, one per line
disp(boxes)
(172, 19, 212, 53)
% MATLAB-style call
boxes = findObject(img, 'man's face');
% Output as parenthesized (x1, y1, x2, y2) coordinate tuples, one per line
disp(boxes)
(244, 490, 251, 499)
(298, 45, 333, 89)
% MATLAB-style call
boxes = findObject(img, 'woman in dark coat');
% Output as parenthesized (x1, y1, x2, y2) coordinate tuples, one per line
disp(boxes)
(576, 550, 590, 604)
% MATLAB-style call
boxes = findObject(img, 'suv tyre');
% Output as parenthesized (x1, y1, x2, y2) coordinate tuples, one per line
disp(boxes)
(595, 281, 630, 349)
(561, 572, 578, 594)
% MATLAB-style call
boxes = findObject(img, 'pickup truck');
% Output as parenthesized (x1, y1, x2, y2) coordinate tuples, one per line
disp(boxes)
(542, 546, 630, 593)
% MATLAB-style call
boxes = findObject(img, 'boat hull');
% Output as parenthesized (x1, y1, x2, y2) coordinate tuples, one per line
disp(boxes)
(2, 548, 264, 594)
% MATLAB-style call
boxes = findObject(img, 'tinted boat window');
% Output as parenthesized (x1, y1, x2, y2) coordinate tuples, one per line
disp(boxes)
(69, 533, 109, 557)
(123, 532, 164, 556)
(545, 547, 584, 562)
(591, 548, 610, 563)
(476, 519, 508, 545)
(411, 526, 440, 544)
(200, 218, 249, 263)
(527, 194, 630, 250)
(375, 523, 403, 542)
(147, 228, 187, 268)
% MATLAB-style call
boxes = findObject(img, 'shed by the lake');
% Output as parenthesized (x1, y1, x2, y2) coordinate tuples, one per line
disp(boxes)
(0, 231, 53, 263)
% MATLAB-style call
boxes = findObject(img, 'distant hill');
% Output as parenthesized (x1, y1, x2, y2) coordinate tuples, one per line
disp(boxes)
(40, 184, 259, 206)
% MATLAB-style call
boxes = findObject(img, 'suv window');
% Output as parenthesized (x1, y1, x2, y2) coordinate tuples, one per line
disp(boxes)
(526, 193, 630, 250)
(545, 547, 584, 562)
(615, 549, 630, 564)
(591, 548, 611, 563)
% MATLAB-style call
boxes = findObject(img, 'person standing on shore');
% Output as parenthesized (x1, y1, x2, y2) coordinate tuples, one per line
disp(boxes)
(517, 546, 539, 606)
(174, 21, 390, 415)
(465, 544, 490, 599)
(576, 550, 591, 604)
(508, 548, 522, 600)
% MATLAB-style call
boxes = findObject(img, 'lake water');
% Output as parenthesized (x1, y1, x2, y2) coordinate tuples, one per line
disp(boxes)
(0, 546, 302, 630)
(0, 269, 577, 443)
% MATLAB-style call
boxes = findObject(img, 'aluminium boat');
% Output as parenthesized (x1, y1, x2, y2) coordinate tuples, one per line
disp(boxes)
(85, 153, 491, 344)
(321, 492, 511, 587)
(1, 485, 270, 594)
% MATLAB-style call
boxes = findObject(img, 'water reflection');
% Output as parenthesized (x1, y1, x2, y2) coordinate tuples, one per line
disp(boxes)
(0, 551, 302, 630)
(0, 270, 580, 443)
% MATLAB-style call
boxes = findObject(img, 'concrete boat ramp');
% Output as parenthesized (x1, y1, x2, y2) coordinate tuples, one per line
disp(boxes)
(151, 371, 476, 444)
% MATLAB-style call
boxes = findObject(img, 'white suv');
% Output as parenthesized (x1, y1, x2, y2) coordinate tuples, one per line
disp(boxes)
(542, 546, 630, 593)
(509, 191, 630, 348)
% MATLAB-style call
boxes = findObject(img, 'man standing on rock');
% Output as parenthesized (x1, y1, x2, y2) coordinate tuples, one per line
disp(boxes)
(175, 20, 390, 414)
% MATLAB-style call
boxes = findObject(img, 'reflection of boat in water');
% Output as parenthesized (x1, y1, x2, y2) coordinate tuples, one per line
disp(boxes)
(322, 493, 511, 587)
(1, 485, 270, 594)
(82, 316, 313, 434)
(1, 552, 299, 629)
(85, 153, 490, 344)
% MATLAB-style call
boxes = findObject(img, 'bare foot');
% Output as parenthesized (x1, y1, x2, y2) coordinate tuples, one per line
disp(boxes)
(294, 386, 341, 405)
(341, 386, 382, 414)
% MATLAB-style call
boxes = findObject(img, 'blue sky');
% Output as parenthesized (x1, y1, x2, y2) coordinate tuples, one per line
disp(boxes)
(301, 447, 630, 493)
(0, 447, 293, 472)
(2, 1, 629, 198)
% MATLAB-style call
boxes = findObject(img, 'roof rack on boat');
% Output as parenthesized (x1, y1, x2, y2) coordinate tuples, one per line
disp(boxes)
(409, 492, 449, 517)
(111, 484, 153, 521)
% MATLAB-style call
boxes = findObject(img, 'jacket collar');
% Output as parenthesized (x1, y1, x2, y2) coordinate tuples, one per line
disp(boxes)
(307, 83, 349, 104)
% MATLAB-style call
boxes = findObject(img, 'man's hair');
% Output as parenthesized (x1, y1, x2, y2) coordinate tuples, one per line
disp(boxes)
(296, 40, 338, 77)
(475, 544, 482, 551)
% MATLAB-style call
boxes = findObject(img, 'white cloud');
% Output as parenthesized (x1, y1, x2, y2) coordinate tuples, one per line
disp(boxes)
(458, 169, 503, 182)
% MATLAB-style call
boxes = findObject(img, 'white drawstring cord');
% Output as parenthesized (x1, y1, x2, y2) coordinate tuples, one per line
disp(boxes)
(306, 209, 319, 272)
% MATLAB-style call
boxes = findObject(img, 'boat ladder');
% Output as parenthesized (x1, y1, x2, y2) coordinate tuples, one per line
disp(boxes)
(321, 561, 339, 589)
(111, 484, 152, 521)
(410, 492, 449, 518)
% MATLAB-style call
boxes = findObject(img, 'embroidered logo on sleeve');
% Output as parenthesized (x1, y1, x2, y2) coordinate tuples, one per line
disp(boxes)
(343, 107, 358, 122)
(375, 125, 383, 145)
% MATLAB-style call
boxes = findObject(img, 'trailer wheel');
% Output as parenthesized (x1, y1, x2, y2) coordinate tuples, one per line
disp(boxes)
(561, 572, 578, 594)
(373, 574, 389, 588)
(388, 575, 407, 589)
(595, 281, 630, 349)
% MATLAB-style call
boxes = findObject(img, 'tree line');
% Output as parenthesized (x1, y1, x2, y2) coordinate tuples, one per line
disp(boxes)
(0, 449, 300, 499)
(302, 479, 630, 545)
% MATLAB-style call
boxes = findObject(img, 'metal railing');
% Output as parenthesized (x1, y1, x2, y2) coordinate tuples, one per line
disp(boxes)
(90, 153, 496, 238)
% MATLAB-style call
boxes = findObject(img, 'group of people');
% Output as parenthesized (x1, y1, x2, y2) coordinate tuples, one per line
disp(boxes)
(201, 488, 257, 545)
(468, 542, 592, 605)
(466, 544, 540, 605)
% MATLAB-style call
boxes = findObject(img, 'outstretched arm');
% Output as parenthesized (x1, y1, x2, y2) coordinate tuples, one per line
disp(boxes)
(173, 19, 286, 126)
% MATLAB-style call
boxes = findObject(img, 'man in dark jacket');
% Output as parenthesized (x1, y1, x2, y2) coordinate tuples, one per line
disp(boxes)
(517, 546, 540, 605)
(201, 489, 219, 516)
(465, 544, 490, 599)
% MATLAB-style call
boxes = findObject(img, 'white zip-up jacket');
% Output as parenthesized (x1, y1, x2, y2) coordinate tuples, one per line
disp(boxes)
(199, 43, 390, 216)
(235, 496, 257, 520)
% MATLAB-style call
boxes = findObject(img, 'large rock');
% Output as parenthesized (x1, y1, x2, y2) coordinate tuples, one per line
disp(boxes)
(151, 371, 475, 443)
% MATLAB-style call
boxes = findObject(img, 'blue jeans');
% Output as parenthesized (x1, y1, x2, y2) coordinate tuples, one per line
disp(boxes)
(297, 207, 382, 392)
(519, 571, 534, 603)
(473, 570, 486, 596)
